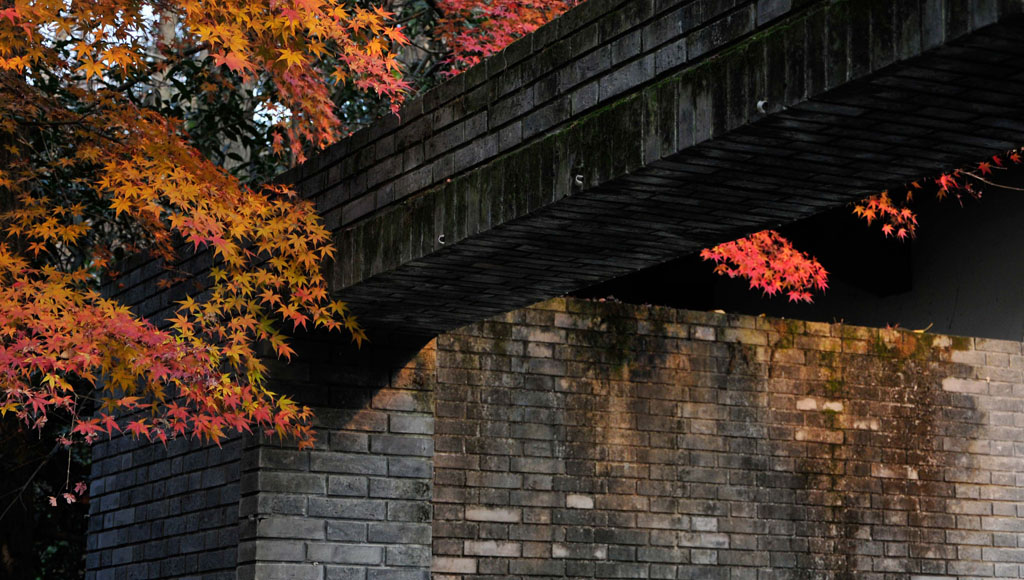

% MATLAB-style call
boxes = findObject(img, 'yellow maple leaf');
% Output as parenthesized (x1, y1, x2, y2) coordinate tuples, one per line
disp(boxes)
(77, 57, 105, 80)
(276, 48, 306, 68)
(109, 197, 133, 217)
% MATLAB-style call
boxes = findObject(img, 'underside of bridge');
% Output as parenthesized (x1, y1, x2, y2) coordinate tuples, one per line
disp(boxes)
(267, 0, 1024, 338)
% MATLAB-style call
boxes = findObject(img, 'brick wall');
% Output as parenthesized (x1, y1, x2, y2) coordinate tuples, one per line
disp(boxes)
(236, 334, 437, 580)
(87, 298, 1024, 579)
(86, 434, 242, 579)
(432, 298, 1024, 579)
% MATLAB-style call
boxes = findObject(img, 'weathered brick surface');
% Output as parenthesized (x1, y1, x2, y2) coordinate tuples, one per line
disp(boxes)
(433, 298, 1024, 579)
(86, 297, 1024, 578)
(85, 434, 242, 580)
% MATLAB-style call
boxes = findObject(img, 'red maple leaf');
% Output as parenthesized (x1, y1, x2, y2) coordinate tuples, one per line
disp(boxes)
(125, 420, 150, 438)
(936, 173, 958, 191)
(71, 418, 104, 437)
(211, 51, 253, 74)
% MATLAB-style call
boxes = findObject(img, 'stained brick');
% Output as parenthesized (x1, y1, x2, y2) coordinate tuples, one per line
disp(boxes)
(368, 522, 432, 544)
(465, 506, 522, 523)
(306, 544, 383, 565)
(257, 517, 325, 540)
(432, 557, 477, 574)
(464, 540, 522, 557)
(370, 435, 434, 457)
(326, 522, 367, 543)
(310, 453, 387, 475)
(427, 299, 1024, 580)
(327, 476, 369, 497)
(308, 498, 387, 520)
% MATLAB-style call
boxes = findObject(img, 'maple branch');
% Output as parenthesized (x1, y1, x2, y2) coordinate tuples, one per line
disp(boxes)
(11, 115, 94, 127)
(962, 171, 1024, 192)
(407, 40, 447, 56)
(92, 42, 212, 98)
(394, 9, 430, 24)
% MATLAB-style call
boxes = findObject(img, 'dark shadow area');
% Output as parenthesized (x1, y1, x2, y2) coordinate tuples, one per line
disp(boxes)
(0, 423, 89, 580)
(263, 328, 435, 408)
(576, 177, 1024, 341)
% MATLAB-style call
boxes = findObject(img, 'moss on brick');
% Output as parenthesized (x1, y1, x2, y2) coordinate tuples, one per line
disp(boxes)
(951, 335, 971, 351)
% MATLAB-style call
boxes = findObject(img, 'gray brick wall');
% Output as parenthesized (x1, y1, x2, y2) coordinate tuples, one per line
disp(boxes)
(86, 298, 1024, 578)
(237, 334, 437, 580)
(432, 298, 1024, 579)
(85, 434, 241, 580)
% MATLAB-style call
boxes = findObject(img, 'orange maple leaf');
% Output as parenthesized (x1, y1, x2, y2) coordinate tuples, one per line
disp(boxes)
(212, 51, 253, 73)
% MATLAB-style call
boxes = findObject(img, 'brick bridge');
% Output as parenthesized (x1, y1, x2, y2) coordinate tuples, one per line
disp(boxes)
(87, 1, 1024, 579)
(112, 0, 1024, 338)
(296, 0, 1023, 337)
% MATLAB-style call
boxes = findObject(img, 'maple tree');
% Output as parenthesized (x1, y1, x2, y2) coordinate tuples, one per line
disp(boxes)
(0, 0, 411, 530)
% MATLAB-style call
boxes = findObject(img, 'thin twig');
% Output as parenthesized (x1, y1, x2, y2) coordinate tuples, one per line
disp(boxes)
(0, 441, 61, 523)
(393, 9, 428, 24)
(962, 171, 1024, 192)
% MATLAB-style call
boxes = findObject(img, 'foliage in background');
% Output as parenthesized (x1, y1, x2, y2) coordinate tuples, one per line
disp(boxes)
(436, 0, 575, 70)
